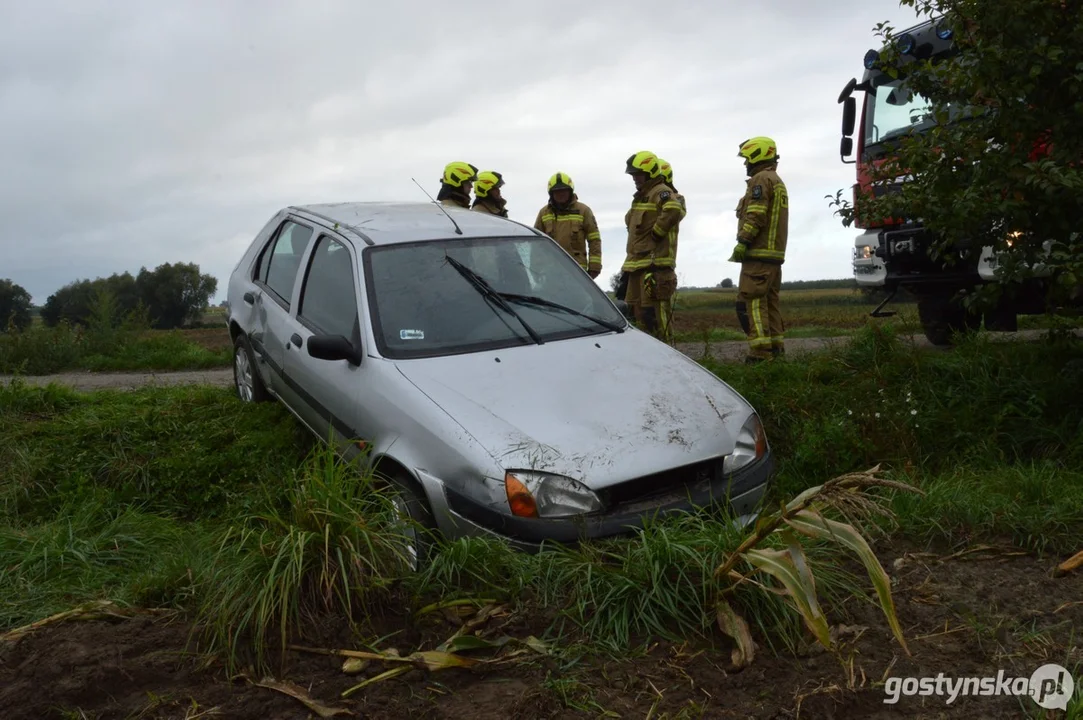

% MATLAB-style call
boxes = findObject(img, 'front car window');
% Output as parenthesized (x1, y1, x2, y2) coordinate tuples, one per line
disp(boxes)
(364, 235, 626, 359)
(298, 235, 361, 345)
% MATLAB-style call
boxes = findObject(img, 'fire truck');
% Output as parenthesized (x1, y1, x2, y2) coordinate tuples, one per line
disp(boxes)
(836, 15, 1064, 345)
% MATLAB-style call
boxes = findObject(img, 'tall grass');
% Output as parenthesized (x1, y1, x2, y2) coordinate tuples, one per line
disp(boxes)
(704, 324, 1083, 498)
(0, 381, 312, 522)
(193, 443, 415, 672)
(414, 511, 861, 656)
(886, 462, 1083, 555)
(0, 499, 208, 628)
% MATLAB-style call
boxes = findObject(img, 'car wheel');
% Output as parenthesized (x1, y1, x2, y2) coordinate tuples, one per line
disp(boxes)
(378, 472, 438, 572)
(233, 334, 271, 403)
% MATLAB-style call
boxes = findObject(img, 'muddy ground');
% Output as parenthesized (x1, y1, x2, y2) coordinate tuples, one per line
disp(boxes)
(3, 329, 1069, 393)
(2, 543, 1080, 719)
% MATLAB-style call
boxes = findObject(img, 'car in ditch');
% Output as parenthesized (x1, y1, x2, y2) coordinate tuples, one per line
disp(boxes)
(224, 201, 774, 565)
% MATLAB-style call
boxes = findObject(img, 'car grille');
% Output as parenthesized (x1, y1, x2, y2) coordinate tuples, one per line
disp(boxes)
(596, 458, 723, 512)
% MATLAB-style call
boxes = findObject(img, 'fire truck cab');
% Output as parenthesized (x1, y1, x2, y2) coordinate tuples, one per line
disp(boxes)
(836, 16, 1058, 345)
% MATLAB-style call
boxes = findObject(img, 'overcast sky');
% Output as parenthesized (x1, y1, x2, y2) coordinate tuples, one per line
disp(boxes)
(1, 0, 922, 304)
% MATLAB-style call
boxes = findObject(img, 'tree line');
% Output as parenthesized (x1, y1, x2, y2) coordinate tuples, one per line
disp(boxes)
(0, 263, 218, 333)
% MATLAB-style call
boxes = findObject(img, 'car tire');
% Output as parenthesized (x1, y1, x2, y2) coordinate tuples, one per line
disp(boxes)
(233, 333, 271, 403)
(376, 470, 439, 572)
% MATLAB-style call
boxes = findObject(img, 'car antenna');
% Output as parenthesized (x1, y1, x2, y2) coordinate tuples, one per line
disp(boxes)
(411, 177, 463, 235)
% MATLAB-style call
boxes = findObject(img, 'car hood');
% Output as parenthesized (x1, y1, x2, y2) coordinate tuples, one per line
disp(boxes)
(394, 331, 753, 488)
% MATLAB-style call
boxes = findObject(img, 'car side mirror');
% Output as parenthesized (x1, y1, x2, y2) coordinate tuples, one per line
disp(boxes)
(842, 97, 856, 137)
(307, 334, 362, 366)
(841, 136, 854, 158)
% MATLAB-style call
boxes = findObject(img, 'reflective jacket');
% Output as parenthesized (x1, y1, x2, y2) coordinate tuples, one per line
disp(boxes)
(472, 197, 508, 217)
(533, 198, 602, 272)
(735, 162, 788, 263)
(621, 177, 686, 272)
(441, 196, 469, 209)
(438, 184, 471, 209)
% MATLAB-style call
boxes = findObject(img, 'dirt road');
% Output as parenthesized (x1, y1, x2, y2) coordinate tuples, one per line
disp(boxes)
(0, 329, 1068, 392)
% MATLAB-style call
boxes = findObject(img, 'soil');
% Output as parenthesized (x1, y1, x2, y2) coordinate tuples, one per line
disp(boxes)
(0, 329, 1066, 393)
(1, 543, 1080, 719)
(172, 327, 234, 354)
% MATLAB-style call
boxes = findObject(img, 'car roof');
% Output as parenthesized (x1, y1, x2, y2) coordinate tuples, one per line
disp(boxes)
(288, 201, 540, 246)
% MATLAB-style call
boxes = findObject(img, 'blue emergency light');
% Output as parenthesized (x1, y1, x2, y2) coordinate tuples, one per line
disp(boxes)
(936, 24, 953, 39)
(864, 49, 880, 69)
(896, 33, 916, 54)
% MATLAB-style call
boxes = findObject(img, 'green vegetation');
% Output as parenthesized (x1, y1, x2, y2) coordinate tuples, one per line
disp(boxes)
(0, 290, 231, 374)
(2, 327, 1080, 697)
(0, 320, 231, 374)
(40, 262, 218, 330)
(0, 279, 33, 333)
(830, 0, 1083, 313)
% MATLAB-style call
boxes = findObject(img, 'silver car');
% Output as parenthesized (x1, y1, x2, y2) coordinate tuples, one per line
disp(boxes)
(224, 201, 773, 561)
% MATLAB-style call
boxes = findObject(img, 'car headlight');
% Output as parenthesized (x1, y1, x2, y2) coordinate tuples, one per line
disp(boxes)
(504, 470, 602, 518)
(722, 413, 768, 475)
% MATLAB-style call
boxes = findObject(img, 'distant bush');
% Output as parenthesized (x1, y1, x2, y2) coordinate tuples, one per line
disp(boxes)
(0, 279, 32, 333)
(41, 262, 218, 331)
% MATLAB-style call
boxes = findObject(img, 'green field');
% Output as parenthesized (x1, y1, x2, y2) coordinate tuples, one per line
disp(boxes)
(1, 327, 1081, 718)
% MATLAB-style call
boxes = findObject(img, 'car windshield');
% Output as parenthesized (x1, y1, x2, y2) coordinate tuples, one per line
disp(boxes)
(364, 234, 627, 359)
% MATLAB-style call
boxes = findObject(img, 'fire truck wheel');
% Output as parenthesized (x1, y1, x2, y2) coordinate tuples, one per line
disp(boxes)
(983, 305, 1018, 333)
(918, 293, 981, 347)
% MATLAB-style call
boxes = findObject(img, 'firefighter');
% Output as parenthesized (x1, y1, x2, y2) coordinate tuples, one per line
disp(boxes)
(436, 161, 478, 208)
(658, 159, 684, 208)
(533, 172, 603, 278)
(656, 157, 686, 271)
(472, 171, 508, 217)
(730, 136, 788, 363)
(621, 150, 685, 344)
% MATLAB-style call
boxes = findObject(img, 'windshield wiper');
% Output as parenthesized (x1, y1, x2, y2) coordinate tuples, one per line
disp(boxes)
(443, 255, 545, 345)
(498, 292, 626, 333)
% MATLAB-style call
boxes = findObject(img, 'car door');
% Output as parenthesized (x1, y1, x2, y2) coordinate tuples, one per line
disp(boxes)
(249, 218, 315, 402)
(281, 232, 369, 450)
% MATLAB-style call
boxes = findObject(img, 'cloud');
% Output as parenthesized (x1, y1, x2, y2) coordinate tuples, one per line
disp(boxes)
(0, 0, 922, 303)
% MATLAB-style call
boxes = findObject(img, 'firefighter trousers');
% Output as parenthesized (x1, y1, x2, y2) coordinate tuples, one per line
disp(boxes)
(735, 260, 784, 359)
(624, 266, 677, 344)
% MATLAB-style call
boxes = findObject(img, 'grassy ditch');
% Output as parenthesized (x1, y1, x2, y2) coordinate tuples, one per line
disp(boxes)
(1, 327, 1082, 703)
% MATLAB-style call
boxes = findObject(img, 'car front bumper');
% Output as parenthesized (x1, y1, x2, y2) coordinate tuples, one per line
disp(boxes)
(439, 452, 774, 552)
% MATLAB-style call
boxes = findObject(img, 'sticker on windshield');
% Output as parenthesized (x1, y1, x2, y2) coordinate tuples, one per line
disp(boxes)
(400, 329, 425, 340)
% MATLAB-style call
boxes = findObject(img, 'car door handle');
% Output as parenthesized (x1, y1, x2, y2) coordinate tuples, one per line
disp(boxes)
(243, 291, 255, 305)
(290, 333, 302, 348)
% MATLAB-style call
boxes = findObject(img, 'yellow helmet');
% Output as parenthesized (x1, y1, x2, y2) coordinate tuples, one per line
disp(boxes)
(442, 161, 478, 188)
(625, 150, 662, 178)
(737, 137, 778, 165)
(658, 158, 673, 184)
(475, 170, 504, 198)
(547, 172, 574, 193)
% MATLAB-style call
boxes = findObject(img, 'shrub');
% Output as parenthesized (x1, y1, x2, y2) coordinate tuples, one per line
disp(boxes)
(0, 279, 32, 333)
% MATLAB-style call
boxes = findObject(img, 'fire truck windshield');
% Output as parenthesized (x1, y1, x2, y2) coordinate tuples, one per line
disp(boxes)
(864, 78, 937, 152)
